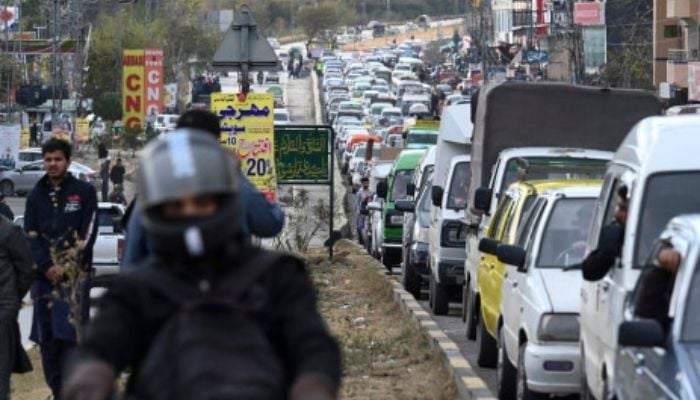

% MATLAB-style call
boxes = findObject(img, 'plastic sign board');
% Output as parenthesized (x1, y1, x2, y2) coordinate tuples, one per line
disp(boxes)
(0, 124, 20, 169)
(122, 49, 145, 130)
(144, 48, 164, 117)
(574, 2, 605, 26)
(689, 63, 700, 102)
(75, 118, 90, 143)
(211, 92, 277, 200)
(274, 127, 331, 183)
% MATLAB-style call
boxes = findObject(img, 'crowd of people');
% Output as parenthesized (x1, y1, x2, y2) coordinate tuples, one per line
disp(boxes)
(0, 110, 342, 400)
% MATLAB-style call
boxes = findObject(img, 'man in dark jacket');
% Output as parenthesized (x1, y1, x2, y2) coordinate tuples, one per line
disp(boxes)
(62, 130, 340, 400)
(582, 186, 628, 281)
(0, 196, 13, 221)
(24, 138, 98, 398)
(0, 217, 34, 400)
(109, 158, 125, 186)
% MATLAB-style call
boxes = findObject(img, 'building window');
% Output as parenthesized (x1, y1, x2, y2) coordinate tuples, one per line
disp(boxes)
(665, 25, 681, 38)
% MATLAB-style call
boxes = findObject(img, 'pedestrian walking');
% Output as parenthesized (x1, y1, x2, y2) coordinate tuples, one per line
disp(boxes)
(30, 122, 39, 147)
(121, 110, 285, 269)
(62, 130, 341, 400)
(24, 138, 98, 399)
(100, 159, 110, 201)
(0, 216, 34, 400)
(109, 158, 125, 187)
(97, 142, 108, 161)
(355, 177, 373, 244)
(0, 196, 13, 221)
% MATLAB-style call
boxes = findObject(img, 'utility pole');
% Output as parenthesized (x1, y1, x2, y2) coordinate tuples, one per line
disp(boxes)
(51, 0, 59, 122)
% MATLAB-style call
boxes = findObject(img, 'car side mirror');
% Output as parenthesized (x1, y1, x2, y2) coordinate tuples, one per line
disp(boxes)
(474, 187, 492, 213)
(376, 181, 387, 199)
(497, 244, 527, 272)
(406, 182, 416, 197)
(394, 199, 415, 213)
(431, 186, 444, 207)
(478, 237, 500, 255)
(367, 201, 382, 212)
(618, 319, 666, 348)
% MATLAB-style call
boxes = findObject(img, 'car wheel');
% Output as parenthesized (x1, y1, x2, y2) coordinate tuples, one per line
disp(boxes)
(0, 180, 14, 197)
(516, 343, 547, 400)
(401, 255, 421, 299)
(476, 309, 497, 368)
(381, 251, 393, 271)
(497, 327, 517, 400)
(464, 280, 478, 340)
(429, 273, 449, 315)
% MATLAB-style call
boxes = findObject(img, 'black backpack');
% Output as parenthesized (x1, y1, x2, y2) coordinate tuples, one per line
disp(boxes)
(129, 250, 301, 400)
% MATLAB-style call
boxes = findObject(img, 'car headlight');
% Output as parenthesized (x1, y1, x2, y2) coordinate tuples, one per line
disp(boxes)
(440, 220, 466, 248)
(537, 314, 580, 342)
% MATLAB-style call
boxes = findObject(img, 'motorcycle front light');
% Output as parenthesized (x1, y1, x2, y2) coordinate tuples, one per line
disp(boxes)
(537, 314, 580, 342)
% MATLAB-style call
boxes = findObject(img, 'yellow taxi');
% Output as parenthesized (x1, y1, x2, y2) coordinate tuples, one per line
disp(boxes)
(474, 179, 602, 368)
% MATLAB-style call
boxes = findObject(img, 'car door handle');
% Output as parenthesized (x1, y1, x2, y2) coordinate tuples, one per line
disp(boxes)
(511, 281, 518, 288)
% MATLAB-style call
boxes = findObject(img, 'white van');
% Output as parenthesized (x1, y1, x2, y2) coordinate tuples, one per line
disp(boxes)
(426, 104, 472, 315)
(580, 115, 700, 399)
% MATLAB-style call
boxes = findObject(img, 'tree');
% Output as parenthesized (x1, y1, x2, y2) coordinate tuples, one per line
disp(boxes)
(92, 93, 123, 122)
(297, 2, 351, 53)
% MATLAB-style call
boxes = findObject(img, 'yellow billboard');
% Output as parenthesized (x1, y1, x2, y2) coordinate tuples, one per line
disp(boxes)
(75, 118, 90, 143)
(211, 92, 277, 200)
(122, 49, 145, 130)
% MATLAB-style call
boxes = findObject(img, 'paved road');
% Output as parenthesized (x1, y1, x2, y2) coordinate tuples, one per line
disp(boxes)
(374, 246, 499, 394)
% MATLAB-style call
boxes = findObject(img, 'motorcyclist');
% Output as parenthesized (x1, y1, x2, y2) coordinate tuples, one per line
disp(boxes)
(62, 129, 341, 400)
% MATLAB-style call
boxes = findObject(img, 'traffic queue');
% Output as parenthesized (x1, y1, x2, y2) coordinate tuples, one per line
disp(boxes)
(318, 39, 700, 399)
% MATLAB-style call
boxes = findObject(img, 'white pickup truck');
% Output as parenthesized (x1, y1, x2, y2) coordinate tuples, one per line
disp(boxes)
(92, 202, 126, 286)
(14, 202, 125, 287)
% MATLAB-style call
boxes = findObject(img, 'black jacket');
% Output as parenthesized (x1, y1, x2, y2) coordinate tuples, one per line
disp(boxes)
(0, 202, 13, 221)
(582, 222, 625, 281)
(109, 165, 126, 185)
(24, 173, 99, 275)
(0, 218, 33, 318)
(73, 249, 341, 396)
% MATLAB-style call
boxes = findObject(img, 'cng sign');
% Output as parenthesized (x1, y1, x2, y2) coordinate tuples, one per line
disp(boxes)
(122, 49, 164, 130)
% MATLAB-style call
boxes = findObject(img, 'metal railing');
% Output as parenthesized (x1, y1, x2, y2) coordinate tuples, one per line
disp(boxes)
(668, 48, 688, 63)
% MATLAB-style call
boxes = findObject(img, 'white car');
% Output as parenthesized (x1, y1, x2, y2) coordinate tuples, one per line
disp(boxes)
(17, 148, 43, 169)
(495, 184, 601, 399)
(92, 202, 126, 284)
(580, 115, 700, 399)
(154, 114, 179, 134)
(274, 109, 291, 125)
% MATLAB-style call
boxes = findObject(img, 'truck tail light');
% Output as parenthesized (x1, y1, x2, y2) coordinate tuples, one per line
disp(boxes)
(117, 238, 124, 263)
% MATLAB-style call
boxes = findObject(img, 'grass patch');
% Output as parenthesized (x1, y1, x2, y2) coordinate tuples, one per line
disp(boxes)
(10, 346, 51, 400)
(307, 240, 458, 399)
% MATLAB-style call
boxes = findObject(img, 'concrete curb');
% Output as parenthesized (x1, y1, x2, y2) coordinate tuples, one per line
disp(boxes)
(340, 240, 495, 400)
(388, 279, 495, 400)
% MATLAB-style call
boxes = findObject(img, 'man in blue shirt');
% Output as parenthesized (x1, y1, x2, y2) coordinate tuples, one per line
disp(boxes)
(121, 110, 285, 270)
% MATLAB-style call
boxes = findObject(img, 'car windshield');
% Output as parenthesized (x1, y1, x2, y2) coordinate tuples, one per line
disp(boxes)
(537, 198, 596, 268)
(500, 157, 608, 195)
(682, 261, 700, 341)
(390, 169, 414, 201)
(407, 132, 438, 147)
(383, 111, 401, 118)
(636, 172, 700, 265)
(447, 162, 471, 209)
(340, 103, 362, 111)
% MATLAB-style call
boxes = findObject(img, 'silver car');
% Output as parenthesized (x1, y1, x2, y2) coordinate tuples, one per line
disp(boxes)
(0, 161, 101, 196)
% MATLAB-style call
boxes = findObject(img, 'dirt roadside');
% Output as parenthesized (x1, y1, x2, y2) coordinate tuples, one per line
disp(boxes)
(307, 240, 458, 399)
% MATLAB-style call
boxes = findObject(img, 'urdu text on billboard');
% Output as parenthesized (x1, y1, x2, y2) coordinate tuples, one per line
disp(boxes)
(574, 2, 605, 26)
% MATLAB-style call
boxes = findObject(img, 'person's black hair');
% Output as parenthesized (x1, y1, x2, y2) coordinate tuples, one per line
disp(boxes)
(361, 177, 369, 182)
(176, 109, 221, 139)
(42, 138, 72, 159)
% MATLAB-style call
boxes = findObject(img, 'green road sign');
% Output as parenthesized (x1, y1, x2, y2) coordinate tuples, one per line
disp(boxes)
(274, 126, 333, 183)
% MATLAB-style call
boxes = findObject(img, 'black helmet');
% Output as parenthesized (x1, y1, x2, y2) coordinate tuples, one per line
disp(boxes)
(137, 128, 241, 261)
